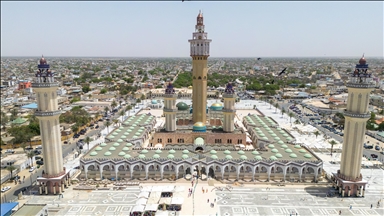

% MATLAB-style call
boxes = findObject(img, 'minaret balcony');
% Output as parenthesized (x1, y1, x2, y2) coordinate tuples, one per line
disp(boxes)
(346, 77, 375, 89)
(222, 108, 236, 113)
(163, 108, 178, 113)
(164, 94, 178, 99)
(222, 93, 236, 98)
(35, 110, 62, 117)
(32, 82, 59, 88)
(343, 111, 370, 119)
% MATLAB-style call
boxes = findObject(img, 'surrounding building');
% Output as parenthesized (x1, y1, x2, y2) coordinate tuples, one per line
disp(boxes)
(332, 56, 375, 197)
(33, 56, 71, 195)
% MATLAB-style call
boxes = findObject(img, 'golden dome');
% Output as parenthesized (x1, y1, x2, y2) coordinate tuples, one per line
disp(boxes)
(359, 56, 366, 65)
(211, 103, 222, 107)
(193, 122, 205, 127)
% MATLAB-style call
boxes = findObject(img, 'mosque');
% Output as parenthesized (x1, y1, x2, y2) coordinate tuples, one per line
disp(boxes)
(79, 11, 322, 182)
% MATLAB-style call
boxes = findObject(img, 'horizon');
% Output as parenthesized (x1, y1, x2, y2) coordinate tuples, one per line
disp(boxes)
(1, 1, 383, 57)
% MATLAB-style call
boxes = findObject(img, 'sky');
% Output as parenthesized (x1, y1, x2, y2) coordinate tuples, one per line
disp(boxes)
(1, 1, 383, 58)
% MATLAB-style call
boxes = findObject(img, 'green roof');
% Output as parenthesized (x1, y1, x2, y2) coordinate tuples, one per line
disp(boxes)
(194, 137, 205, 145)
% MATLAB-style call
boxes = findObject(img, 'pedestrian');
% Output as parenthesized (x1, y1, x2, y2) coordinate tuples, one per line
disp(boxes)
(371, 204, 373, 209)
(339, 210, 341, 215)
(206, 189, 208, 193)
(214, 198, 216, 202)
(349, 205, 352, 210)
(207, 199, 209, 203)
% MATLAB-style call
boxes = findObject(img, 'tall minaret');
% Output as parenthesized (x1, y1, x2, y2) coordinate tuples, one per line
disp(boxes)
(223, 82, 236, 132)
(33, 56, 69, 195)
(333, 55, 374, 197)
(163, 82, 177, 131)
(188, 10, 212, 124)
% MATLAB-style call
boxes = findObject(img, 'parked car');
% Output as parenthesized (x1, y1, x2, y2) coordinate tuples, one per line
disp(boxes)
(5, 149, 15, 154)
(36, 161, 44, 165)
(35, 156, 42, 160)
(29, 167, 36, 172)
(1, 186, 11, 192)
(375, 145, 380, 151)
(36, 145, 42, 149)
(25, 146, 34, 151)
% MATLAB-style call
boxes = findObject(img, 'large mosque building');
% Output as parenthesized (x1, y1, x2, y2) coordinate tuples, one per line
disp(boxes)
(79, 11, 322, 182)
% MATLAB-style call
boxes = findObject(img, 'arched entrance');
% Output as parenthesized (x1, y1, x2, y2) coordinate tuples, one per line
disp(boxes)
(208, 167, 215, 178)
(195, 146, 203, 151)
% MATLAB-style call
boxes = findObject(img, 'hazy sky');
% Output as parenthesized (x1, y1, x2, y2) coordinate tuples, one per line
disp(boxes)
(1, 1, 383, 58)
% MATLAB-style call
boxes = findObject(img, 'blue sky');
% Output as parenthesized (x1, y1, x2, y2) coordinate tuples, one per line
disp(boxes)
(1, 1, 383, 58)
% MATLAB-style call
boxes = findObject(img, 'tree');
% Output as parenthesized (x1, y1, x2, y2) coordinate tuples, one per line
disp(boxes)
(71, 124, 79, 135)
(313, 131, 321, 139)
(329, 140, 337, 156)
(85, 136, 91, 151)
(120, 110, 125, 120)
(281, 107, 286, 117)
(112, 119, 119, 126)
(100, 88, 107, 94)
(288, 112, 295, 124)
(105, 120, 111, 134)
(26, 151, 35, 166)
(274, 103, 279, 113)
(21, 142, 27, 152)
(104, 106, 109, 115)
(111, 100, 117, 110)
(141, 94, 146, 100)
(6, 165, 17, 180)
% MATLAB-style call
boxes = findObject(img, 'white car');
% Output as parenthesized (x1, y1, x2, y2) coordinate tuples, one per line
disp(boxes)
(1, 186, 11, 192)
(29, 167, 36, 172)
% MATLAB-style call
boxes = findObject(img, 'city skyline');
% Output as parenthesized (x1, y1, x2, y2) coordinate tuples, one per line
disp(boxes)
(1, 1, 383, 58)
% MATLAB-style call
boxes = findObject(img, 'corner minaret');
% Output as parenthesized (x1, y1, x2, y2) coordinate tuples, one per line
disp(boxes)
(163, 82, 177, 132)
(332, 55, 375, 197)
(188, 10, 212, 125)
(223, 83, 236, 132)
(33, 56, 70, 195)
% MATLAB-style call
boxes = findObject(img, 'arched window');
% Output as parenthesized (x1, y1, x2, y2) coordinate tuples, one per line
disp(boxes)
(198, 76, 202, 80)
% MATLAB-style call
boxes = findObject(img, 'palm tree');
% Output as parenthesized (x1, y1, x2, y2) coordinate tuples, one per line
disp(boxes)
(88, 94, 92, 99)
(26, 151, 35, 166)
(6, 165, 17, 180)
(111, 100, 117, 110)
(105, 120, 111, 134)
(104, 106, 109, 115)
(112, 119, 119, 126)
(274, 103, 279, 113)
(329, 140, 337, 156)
(120, 110, 125, 121)
(281, 108, 286, 117)
(85, 136, 91, 151)
(288, 112, 295, 124)
(313, 131, 321, 139)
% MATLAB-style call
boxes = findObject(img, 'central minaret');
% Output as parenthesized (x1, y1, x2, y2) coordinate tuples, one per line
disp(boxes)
(189, 10, 212, 124)
(33, 56, 70, 195)
(333, 55, 374, 197)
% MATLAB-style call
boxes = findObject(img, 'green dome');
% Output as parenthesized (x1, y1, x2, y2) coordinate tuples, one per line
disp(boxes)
(255, 155, 263, 160)
(287, 137, 293, 141)
(95, 147, 103, 151)
(119, 126, 124, 129)
(304, 154, 312, 158)
(182, 154, 189, 159)
(167, 154, 175, 159)
(116, 129, 121, 132)
(124, 154, 131, 159)
(290, 153, 297, 158)
(268, 144, 275, 148)
(132, 136, 138, 139)
(225, 155, 233, 160)
(210, 150, 217, 154)
(90, 151, 97, 156)
(193, 122, 207, 132)
(283, 134, 289, 137)
(124, 132, 129, 135)
(155, 149, 162, 154)
(263, 137, 269, 140)
(182, 150, 189, 154)
(299, 149, 307, 153)
(224, 150, 231, 155)
(238, 150, 245, 155)
(240, 155, 248, 160)
(153, 154, 160, 159)
(118, 152, 126, 156)
(285, 149, 293, 153)
(141, 149, 148, 154)
(271, 148, 278, 153)
(112, 132, 118, 136)
(108, 135, 115, 139)
(109, 147, 116, 151)
(211, 155, 218, 159)
(169, 149, 176, 154)
(113, 143, 120, 147)
(281, 144, 288, 149)
(127, 129, 132, 132)
(138, 129, 143, 133)
(275, 153, 283, 158)
(135, 132, 141, 136)
(278, 141, 284, 144)
(210, 103, 223, 111)
(117, 139, 123, 143)
(269, 156, 277, 160)
(138, 154, 146, 159)
(132, 124, 138, 127)
(176, 102, 189, 111)
(151, 100, 158, 104)
(294, 145, 301, 148)
(126, 143, 133, 147)
(121, 136, 127, 139)
(274, 137, 280, 140)
(104, 151, 112, 156)
(100, 143, 107, 147)
(252, 150, 260, 155)
(122, 147, 129, 151)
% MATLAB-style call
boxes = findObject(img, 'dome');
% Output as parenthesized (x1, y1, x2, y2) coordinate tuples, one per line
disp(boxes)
(269, 156, 277, 160)
(141, 149, 148, 154)
(210, 150, 217, 154)
(124, 154, 131, 159)
(169, 149, 176, 154)
(275, 153, 283, 158)
(126, 143, 133, 147)
(299, 149, 307, 153)
(153, 154, 160, 159)
(224, 150, 231, 155)
(240, 155, 248, 160)
(294, 144, 301, 149)
(155, 149, 162, 154)
(176, 102, 189, 111)
(117, 139, 123, 143)
(268, 144, 275, 148)
(138, 154, 146, 159)
(281, 144, 288, 149)
(95, 147, 103, 151)
(252, 150, 260, 155)
(39, 55, 47, 65)
(109, 147, 116, 151)
(193, 122, 207, 132)
(122, 147, 129, 151)
(113, 143, 120, 147)
(271, 148, 278, 153)
(225, 155, 233, 160)
(182, 154, 189, 159)
(359, 56, 366, 65)
(100, 143, 107, 147)
(104, 151, 112, 156)
(238, 150, 245, 155)
(210, 103, 223, 111)
(255, 155, 263, 160)
(304, 153, 312, 158)
(118, 152, 126, 156)
(290, 153, 297, 158)
(285, 149, 293, 153)
(211, 155, 218, 159)
(167, 154, 175, 159)
(90, 151, 97, 156)
(182, 149, 189, 154)
(151, 100, 158, 104)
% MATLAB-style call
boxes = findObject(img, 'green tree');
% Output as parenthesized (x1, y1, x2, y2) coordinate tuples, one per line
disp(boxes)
(6, 165, 17, 180)
(313, 131, 321, 139)
(85, 136, 91, 151)
(100, 88, 107, 94)
(82, 85, 91, 93)
(71, 124, 79, 134)
(288, 112, 295, 124)
(329, 140, 337, 156)
(141, 94, 146, 100)
(26, 151, 35, 166)
(104, 106, 109, 115)
(120, 110, 125, 120)
(111, 100, 117, 110)
(21, 142, 27, 152)
(105, 120, 111, 134)
(274, 103, 279, 113)
(281, 107, 286, 117)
